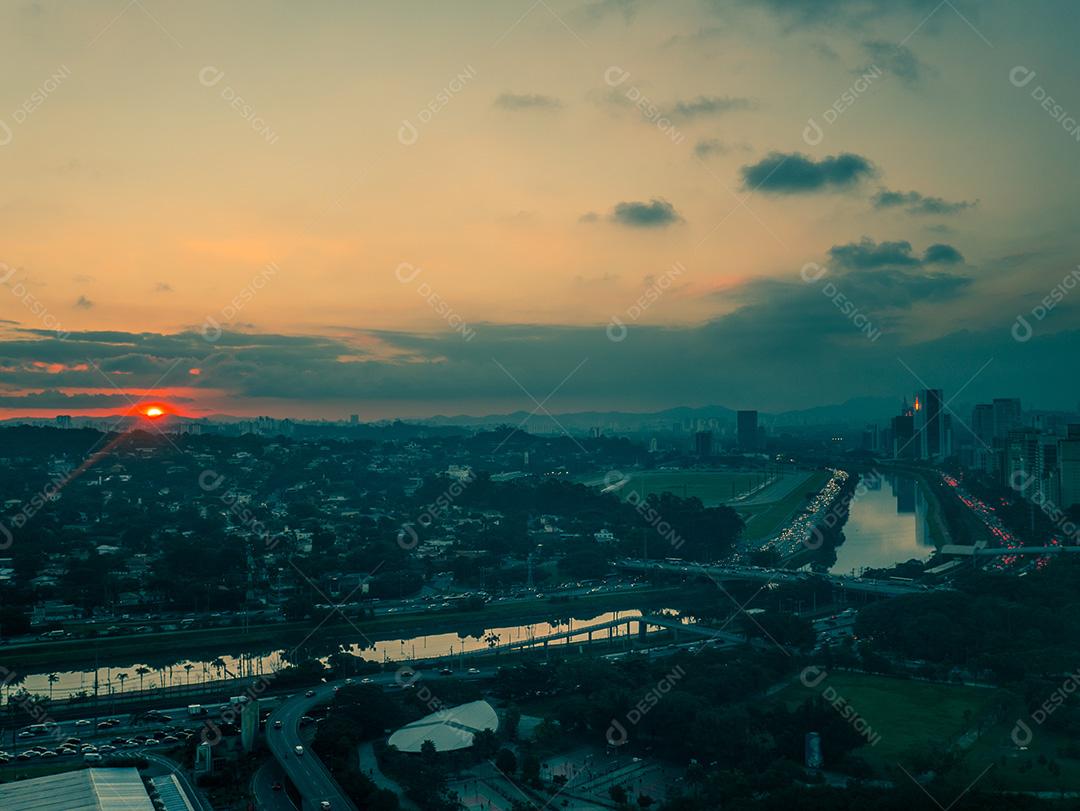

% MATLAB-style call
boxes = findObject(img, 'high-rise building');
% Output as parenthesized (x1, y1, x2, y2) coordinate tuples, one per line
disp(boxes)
(55, 414, 72, 429)
(350, 414, 359, 425)
(891, 401, 916, 458)
(970, 403, 997, 473)
(992, 398, 1022, 444)
(915, 389, 949, 461)
(737, 410, 758, 452)
(694, 430, 714, 457)
(1059, 428, 1080, 510)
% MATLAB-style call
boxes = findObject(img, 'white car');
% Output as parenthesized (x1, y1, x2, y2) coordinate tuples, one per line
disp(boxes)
(294, 745, 304, 756)
(74, 719, 92, 727)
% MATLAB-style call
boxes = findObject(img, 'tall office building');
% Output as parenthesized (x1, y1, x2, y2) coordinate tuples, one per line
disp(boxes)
(915, 389, 949, 461)
(1059, 427, 1080, 509)
(694, 431, 714, 457)
(55, 414, 72, 429)
(891, 399, 916, 459)
(992, 398, 1022, 444)
(737, 410, 759, 452)
(970, 403, 996, 473)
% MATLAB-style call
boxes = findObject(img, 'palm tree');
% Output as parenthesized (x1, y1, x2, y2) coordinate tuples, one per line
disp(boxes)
(211, 658, 226, 680)
(184, 664, 193, 685)
(47, 673, 59, 700)
(135, 666, 150, 692)
(116, 672, 128, 694)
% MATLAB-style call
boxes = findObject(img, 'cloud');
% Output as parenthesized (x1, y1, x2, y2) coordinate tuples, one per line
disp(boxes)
(75, 295, 93, 309)
(0, 390, 192, 408)
(828, 237, 964, 270)
(671, 95, 755, 119)
(741, 151, 875, 193)
(923, 243, 965, 264)
(873, 189, 976, 215)
(578, 0, 641, 23)
(155, 282, 174, 292)
(608, 198, 684, 228)
(829, 238, 922, 270)
(728, 0, 946, 28)
(694, 139, 751, 159)
(493, 92, 563, 111)
(859, 41, 928, 86)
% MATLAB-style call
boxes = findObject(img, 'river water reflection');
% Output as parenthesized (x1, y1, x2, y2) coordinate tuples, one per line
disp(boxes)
(828, 472, 935, 575)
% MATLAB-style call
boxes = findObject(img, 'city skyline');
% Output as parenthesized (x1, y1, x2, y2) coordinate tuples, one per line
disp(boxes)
(1, 1, 1079, 418)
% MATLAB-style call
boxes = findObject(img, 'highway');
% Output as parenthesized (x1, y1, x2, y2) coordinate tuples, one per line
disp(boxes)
(265, 668, 496, 811)
(266, 683, 354, 811)
(615, 558, 940, 596)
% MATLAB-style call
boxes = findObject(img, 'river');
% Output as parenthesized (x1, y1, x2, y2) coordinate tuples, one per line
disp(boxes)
(8, 609, 646, 700)
(828, 472, 935, 575)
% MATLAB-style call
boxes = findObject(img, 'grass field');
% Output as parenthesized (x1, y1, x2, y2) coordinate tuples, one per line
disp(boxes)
(775, 671, 996, 772)
(737, 469, 831, 542)
(580, 469, 779, 506)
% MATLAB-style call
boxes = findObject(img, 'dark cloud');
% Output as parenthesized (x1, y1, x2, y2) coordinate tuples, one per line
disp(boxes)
(828, 238, 964, 270)
(578, 0, 641, 23)
(923, 243, 965, 264)
(829, 238, 922, 270)
(671, 95, 755, 119)
(741, 151, 875, 193)
(608, 198, 683, 228)
(727, 0, 947, 28)
(0, 390, 192, 408)
(860, 41, 927, 85)
(873, 189, 976, 215)
(493, 92, 562, 111)
(75, 295, 93, 309)
(694, 139, 727, 159)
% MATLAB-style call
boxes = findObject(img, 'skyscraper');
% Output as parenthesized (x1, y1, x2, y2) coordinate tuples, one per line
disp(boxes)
(694, 431, 714, 457)
(1058, 427, 1080, 509)
(992, 398, 1022, 445)
(737, 410, 759, 452)
(915, 389, 948, 461)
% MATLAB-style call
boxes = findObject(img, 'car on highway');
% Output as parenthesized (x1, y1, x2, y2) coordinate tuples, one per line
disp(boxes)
(273, 720, 283, 729)
(439, 668, 452, 676)
(294, 745, 304, 756)
(467, 667, 480, 674)
(305, 689, 316, 697)
(320, 802, 332, 810)
(272, 782, 283, 791)
(84, 752, 102, 763)
(74, 719, 92, 727)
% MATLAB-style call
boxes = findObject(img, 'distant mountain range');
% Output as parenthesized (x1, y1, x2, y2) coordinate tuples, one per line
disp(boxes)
(0, 397, 911, 433)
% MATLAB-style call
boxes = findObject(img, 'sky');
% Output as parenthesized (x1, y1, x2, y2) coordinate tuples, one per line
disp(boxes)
(1, 0, 1078, 420)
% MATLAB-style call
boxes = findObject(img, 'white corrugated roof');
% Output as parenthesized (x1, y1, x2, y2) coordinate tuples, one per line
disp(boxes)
(388, 699, 499, 753)
(0, 767, 156, 811)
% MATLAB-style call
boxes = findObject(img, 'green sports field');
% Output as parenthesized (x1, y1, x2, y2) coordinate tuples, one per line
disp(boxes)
(579, 469, 775, 506)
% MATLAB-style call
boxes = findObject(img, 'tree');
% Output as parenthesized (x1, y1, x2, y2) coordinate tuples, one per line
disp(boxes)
(116, 672, 128, 694)
(503, 706, 521, 741)
(421, 739, 438, 764)
(495, 747, 517, 776)
(136, 666, 151, 692)
(47, 673, 59, 700)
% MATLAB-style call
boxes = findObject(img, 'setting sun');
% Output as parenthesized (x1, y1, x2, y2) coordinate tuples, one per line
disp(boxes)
(143, 406, 165, 418)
